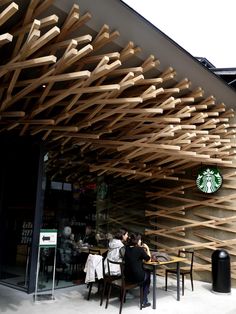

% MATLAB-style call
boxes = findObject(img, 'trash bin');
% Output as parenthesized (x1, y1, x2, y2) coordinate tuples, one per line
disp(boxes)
(212, 249, 231, 293)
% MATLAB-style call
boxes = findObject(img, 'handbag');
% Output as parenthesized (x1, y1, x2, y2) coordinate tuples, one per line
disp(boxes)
(151, 251, 171, 262)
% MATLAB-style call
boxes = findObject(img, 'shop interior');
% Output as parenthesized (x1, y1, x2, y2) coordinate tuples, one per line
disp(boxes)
(0, 171, 99, 290)
(0, 138, 146, 292)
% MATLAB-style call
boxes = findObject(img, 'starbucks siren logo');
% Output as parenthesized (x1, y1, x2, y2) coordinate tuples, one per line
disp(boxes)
(196, 167, 222, 193)
(97, 182, 108, 200)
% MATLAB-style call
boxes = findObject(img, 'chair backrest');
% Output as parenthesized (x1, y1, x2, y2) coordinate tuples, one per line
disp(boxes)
(178, 250, 194, 272)
(107, 259, 143, 293)
(89, 248, 101, 255)
(42, 248, 55, 266)
(107, 259, 124, 283)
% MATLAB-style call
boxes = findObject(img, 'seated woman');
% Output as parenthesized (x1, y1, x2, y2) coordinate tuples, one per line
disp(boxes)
(123, 232, 151, 308)
(57, 226, 77, 277)
(82, 225, 97, 246)
(104, 228, 128, 275)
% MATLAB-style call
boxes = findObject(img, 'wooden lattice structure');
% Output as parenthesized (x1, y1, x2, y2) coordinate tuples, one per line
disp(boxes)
(1, 0, 236, 284)
(145, 167, 236, 281)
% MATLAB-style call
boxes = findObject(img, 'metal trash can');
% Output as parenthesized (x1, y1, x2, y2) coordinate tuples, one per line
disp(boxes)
(212, 249, 231, 294)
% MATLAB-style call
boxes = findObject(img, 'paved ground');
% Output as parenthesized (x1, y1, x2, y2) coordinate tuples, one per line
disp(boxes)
(0, 276, 235, 314)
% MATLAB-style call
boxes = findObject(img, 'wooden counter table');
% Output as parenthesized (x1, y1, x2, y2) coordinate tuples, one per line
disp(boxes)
(144, 256, 187, 309)
(79, 246, 108, 256)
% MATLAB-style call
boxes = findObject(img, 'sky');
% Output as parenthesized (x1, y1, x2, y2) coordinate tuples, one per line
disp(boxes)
(123, 0, 235, 68)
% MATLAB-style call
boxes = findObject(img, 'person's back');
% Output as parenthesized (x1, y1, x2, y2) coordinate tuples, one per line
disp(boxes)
(123, 232, 151, 308)
(107, 238, 124, 261)
(124, 245, 149, 282)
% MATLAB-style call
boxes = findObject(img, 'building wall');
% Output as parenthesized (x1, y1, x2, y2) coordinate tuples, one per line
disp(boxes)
(145, 166, 236, 287)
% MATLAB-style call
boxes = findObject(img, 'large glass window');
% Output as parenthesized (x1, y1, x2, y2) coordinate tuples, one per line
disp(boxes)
(0, 137, 42, 292)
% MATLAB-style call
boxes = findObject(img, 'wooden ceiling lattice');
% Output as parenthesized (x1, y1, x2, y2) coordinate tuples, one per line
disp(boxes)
(0, 0, 236, 183)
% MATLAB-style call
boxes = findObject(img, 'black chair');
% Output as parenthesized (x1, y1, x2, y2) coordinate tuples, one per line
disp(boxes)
(42, 248, 67, 285)
(55, 249, 68, 285)
(105, 259, 144, 314)
(87, 250, 102, 300)
(100, 258, 121, 306)
(165, 250, 194, 296)
(69, 253, 80, 274)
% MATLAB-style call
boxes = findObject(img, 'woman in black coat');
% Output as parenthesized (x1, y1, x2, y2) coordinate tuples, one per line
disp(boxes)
(124, 232, 151, 308)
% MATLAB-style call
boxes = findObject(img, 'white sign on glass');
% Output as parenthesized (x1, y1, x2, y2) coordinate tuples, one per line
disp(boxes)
(39, 229, 57, 247)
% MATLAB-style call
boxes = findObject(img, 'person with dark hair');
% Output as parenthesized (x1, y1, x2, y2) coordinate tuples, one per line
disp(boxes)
(124, 232, 151, 308)
(104, 228, 129, 275)
(82, 225, 97, 246)
(119, 228, 129, 243)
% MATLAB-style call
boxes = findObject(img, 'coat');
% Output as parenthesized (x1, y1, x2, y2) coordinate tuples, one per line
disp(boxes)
(84, 254, 103, 283)
(104, 239, 124, 275)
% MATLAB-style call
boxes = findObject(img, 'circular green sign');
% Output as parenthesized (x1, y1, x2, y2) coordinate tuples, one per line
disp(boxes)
(196, 167, 223, 193)
(97, 182, 108, 200)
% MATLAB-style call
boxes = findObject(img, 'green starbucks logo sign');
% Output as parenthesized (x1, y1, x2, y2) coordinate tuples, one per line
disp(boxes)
(97, 182, 108, 200)
(196, 167, 223, 193)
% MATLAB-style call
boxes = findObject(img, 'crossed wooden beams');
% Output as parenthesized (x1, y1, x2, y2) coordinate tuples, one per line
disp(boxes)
(0, 0, 236, 183)
(145, 168, 236, 279)
(0, 2, 18, 47)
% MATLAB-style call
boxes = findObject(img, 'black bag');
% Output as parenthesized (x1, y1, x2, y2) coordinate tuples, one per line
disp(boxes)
(151, 251, 171, 262)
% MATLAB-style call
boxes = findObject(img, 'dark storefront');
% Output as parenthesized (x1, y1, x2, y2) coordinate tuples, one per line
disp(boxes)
(0, 136, 44, 293)
(0, 136, 98, 293)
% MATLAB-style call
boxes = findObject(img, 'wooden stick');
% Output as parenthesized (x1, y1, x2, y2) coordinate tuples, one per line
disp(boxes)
(0, 33, 12, 46)
(0, 2, 18, 26)
(0, 56, 57, 72)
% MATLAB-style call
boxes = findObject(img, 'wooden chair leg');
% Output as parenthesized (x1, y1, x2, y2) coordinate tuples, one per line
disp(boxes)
(190, 273, 194, 291)
(87, 282, 93, 300)
(182, 274, 184, 296)
(105, 284, 112, 308)
(97, 280, 101, 294)
(100, 281, 107, 306)
(46, 266, 49, 282)
(124, 291, 126, 303)
(119, 289, 126, 314)
(56, 271, 60, 286)
(165, 271, 168, 291)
